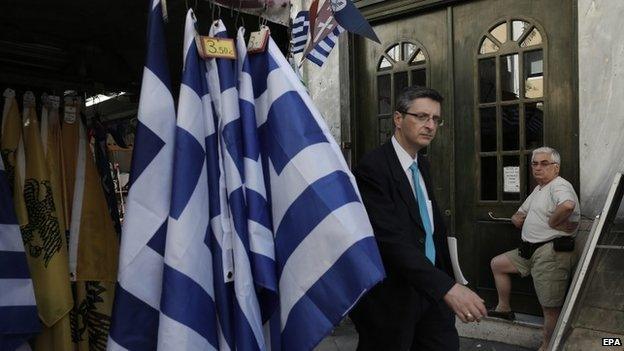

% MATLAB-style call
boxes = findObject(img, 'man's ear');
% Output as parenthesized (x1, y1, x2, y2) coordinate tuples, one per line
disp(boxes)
(393, 111, 403, 129)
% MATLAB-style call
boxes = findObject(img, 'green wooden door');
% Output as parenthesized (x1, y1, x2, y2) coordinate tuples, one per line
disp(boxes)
(353, 0, 578, 315)
(352, 8, 454, 232)
(452, 0, 578, 315)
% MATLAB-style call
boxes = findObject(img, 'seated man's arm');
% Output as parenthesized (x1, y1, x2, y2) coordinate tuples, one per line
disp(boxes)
(511, 211, 526, 229)
(548, 200, 578, 233)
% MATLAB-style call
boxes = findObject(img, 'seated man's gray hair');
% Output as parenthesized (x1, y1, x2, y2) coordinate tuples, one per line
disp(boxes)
(532, 146, 561, 164)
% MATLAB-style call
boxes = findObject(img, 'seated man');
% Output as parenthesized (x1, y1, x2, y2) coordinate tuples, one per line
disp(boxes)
(490, 146, 579, 351)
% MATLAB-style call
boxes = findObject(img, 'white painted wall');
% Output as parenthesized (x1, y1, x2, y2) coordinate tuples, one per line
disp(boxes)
(291, 0, 343, 143)
(578, 0, 624, 217)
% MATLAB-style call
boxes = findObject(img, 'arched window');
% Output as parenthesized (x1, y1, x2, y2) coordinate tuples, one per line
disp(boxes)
(376, 41, 428, 145)
(476, 19, 545, 201)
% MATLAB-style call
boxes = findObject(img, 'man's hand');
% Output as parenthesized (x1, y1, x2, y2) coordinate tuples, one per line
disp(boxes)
(443, 283, 487, 323)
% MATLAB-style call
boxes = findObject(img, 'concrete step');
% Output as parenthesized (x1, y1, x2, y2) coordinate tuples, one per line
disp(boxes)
(457, 313, 543, 350)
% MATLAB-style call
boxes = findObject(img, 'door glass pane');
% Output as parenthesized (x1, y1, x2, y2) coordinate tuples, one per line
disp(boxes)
(386, 44, 400, 62)
(412, 69, 426, 87)
(503, 156, 520, 201)
(480, 38, 499, 54)
(490, 23, 507, 44)
(379, 117, 393, 145)
(512, 21, 530, 41)
(502, 105, 519, 150)
(411, 49, 426, 64)
(479, 58, 496, 103)
(524, 50, 544, 98)
(379, 56, 392, 70)
(481, 156, 498, 200)
(480, 107, 497, 152)
(526, 154, 538, 196)
(520, 28, 542, 47)
(525, 102, 544, 149)
(501, 54, 520, 100)
(377, 74, 391, 114)
(403, 43, 417, 61)
(394, 72, 409, 103)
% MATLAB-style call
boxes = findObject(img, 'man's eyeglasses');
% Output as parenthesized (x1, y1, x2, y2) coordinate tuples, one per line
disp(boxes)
(400, 111, 444, 126)
(531, 161, 558, 167)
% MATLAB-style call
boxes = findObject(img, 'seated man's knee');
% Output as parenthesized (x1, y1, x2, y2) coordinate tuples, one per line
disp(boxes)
(491, 255, 503, 272)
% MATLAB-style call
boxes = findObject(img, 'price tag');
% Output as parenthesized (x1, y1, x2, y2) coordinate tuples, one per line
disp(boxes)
(3, 88, 15, 99)
(49, 95, 60, 109)
(198, 36, 236, 60)
(64, 97, 78, 124)
(247, 26, 270, 54)
(23, 91, 36, 108)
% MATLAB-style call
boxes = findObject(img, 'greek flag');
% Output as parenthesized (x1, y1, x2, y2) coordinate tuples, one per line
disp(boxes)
(212, 20, 267, 351)
(108, 0, 176, 349)
(0, 157, 40, 351)
(305, 25, 345, 67)
(291, 11, 309, 54)
(156, 10, 218, 350)
(249, 37, 385, 350)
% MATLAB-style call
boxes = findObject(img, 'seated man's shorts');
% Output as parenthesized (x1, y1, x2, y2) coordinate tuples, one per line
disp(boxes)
(505, 242, 577, 307)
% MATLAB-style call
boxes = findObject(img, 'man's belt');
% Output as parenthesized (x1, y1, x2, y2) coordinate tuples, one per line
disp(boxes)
(518, 236, 574, 259)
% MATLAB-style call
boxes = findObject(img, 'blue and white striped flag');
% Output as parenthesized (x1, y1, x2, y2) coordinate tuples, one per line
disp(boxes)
(249, 37, 385, 350)
(211, 20, 266, 351)
(204, 20, 236, 351)
(305, 25, 345, 67)
(108, 0, 176, 349)
(236, 27, 278, 323)
(156, 10, 219, 350)
(0, 157, 40, 351)
(291, 11, 309, 54)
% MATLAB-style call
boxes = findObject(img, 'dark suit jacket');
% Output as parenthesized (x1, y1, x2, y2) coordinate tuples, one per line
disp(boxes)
(350, 141, 455, 349)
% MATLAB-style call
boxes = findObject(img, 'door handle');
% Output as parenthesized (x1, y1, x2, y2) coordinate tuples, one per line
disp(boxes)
(488, 211, 512, 222)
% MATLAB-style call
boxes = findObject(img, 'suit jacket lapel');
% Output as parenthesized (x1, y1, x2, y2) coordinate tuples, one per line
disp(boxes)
(383, 142, 425, 233)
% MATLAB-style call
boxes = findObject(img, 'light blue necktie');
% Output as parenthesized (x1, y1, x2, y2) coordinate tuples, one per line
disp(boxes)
(409, 162, 436, 264)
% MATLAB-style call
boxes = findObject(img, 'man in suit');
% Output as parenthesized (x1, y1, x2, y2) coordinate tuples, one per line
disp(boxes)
(350, 86, 486, 350)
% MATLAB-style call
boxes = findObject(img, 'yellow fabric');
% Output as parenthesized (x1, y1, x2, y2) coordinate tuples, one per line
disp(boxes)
(76, 137, 119, 281)
(21, 104, 73, 328)
(0, 96, 27, 221)
(42, 104, 68, 246)
(61, 118, 79, 223)
(72, 281, 116, 351)
(33, 314, 73, 351)
(64, 118, 119, 282)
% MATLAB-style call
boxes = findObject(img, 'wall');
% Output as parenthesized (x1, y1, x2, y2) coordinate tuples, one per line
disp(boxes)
(291, 0, 344, 144)
(578, 0, 624, 218)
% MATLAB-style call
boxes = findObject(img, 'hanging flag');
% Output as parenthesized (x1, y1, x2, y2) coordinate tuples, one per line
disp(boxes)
(107, 0, 176, 349)
(61, 111, 119, 350)
(330, 0, 380, 43)
(290, 11, 309, 54)
(307, 0, 320, 44)
(301, 0, 343, 66)
(236, 26, 278, 322)
(0, 156, 40, 351)
(212, 20, 267, 351)
(156, 10, 219, 350)
(21, 91, 74, 351)
(40, 95, 68, 243)
(1, 89, 25, 205)
(203, 21, 237, 351)
(248, 37, 385, 350)
(64, 115, 119, 283)
(91, 117, 122, 238)
(305, 25, 344, 67)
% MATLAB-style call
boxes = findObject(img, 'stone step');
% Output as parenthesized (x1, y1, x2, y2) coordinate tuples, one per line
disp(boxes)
(456, 313, 543, 350)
